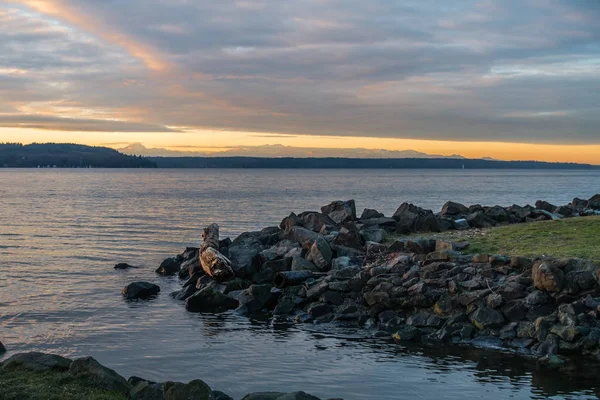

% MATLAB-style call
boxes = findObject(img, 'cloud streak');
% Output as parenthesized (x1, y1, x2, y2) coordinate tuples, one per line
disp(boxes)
(0, 0, 599, 144)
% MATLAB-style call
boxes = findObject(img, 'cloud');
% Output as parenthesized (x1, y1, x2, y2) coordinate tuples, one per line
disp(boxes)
(0, 114, 176, 132)
(0, 0, 599, 143)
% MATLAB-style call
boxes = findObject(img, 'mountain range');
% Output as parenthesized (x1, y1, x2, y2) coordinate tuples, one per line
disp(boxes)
(119, 143, 476, 159)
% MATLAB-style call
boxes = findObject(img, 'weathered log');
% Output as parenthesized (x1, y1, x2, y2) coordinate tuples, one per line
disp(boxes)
(274, 270, 320, 288)
(200, 223, 234, 282)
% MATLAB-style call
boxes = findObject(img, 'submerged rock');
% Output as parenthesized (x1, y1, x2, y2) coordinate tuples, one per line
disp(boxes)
(114, 263, 137, 270)
(185, 287, 239, 313)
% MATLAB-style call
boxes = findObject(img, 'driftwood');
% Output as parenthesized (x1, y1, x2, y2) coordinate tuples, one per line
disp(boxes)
(200, 223, 234, 282)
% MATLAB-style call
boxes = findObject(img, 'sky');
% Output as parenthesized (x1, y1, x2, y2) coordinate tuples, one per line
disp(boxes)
(0, 0, 599, 163)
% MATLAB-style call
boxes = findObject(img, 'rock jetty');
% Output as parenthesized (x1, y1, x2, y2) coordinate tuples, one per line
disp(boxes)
(149, 195, 600, 366)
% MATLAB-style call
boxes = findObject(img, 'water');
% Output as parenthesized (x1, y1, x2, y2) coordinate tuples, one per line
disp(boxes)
(1, 169, 600, 399)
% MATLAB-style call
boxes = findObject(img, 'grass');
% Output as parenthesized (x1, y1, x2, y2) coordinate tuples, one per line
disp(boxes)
(391, 216, 600, 262)
(0, 367, 126, 400)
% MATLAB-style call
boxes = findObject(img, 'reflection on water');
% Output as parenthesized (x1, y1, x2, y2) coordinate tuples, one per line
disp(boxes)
(1, 169, 600, 399)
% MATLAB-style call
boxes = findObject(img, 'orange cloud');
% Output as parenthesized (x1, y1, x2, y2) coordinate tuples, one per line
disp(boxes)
(9, 0, 168, 72)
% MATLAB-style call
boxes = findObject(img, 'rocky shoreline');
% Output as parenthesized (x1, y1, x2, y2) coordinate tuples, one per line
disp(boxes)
(0, 352, 329, 400)
(146, 195, 600, 367)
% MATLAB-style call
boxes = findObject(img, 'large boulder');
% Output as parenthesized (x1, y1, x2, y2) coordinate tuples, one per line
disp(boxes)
(286, 226, 319, 247)
(485, 206, 509, 222)
(470, 307, 505, 329)
(393, 203, 439, 233)
(1, 352, 71, 372)
(122, 282, 160, 300)
(532, 262, 565, 293)
(280, 213, 301, 232)
(535, 200, 557, 213)
(185, 287, 240, 313)
(298, 212, 336, 232)
(441, 201, 469, 217)
(233, 284, 278, 314)
(69, 356, 131, 395)
(164, 380, 212, 400)
(0, 341, 5, 354)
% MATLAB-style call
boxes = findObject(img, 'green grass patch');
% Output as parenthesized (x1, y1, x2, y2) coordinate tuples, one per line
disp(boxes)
(0, 367, 126, 400)
(390, 216, 600, 262)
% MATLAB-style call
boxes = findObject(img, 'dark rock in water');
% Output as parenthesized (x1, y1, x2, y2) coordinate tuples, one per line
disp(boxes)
(164, 380, 212, 400)
(170, 284, 197, 301)
(155, 257, 181, 276)
(185, 287, 239, 313)
(392, 326, 420, 342)
(532, 262, 564, 293)
(470, 307, 505, 329)
(122, 282, 160, 300)
(273, 295, 297, 315)
(114, 263, 137, 270)
(234, 284, 278, 314)
(441, 201, 469, 217)
(308, 302, 333, 318)
(213, 390, 235, 400)
(0, 341, 5, 353)
(1, 352, 71, 372)
(69, 356, 131, 394)
(360, 208, 384, 219)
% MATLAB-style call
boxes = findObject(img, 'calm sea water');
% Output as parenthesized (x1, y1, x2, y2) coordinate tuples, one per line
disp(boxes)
(1, 169, 600, 399)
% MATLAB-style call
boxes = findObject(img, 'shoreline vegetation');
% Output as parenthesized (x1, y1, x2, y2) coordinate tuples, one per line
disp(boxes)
(2, 194, 600, 399)
(2, 143, 600, 169)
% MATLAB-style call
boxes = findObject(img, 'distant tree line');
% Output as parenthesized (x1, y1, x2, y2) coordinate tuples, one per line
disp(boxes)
(0, 143, 157, 168)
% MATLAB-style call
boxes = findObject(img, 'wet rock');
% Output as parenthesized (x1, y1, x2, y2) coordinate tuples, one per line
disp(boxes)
(501, 300, 527, 322)
(306, 280, 330, 299)
(122, 282, 160, 300)
(533, 262, 565, 293)
(273, 295, 297, 315)
(291, 256, 319, 272)
(308, 303, 333, 318)
(470, 307, 505, 329)
(233, 284, 277, 314)
(1, 352, 71, 372)
(69, 356, 131, 394)
(392, 326, 421, 342)
(185, 287, 239, 313)
(114, 263, 137, 270)
(0, 341, 5, 354)
(308, 236, 333, 270)
(321, 291, 344, 306)
(171, 284, 197, 301)
(164, 380, 212, 400)
(155, 257, 181, 276)
(550, 325, 588, 342)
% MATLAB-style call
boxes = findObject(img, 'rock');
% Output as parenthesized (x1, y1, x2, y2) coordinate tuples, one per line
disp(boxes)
(308, 303, 333, 318)
(393, 203, 439, 233)
(531, 209, 562, 220)
(273, 295, 296, 315)
(453, 218, 470, 230)
(280, 213, 301, 232)
(501, 300, 527, 322)
(0, 341, 5, 353)
(114, 263, 137, 270)
(466, 212, 497, 228)
(360, 228, 386, 243)
(587, 194, 600, 209)
(308, 236, 333, 270)
(535, 200, 557, 213)
(213, 391, 235, 400)
(1, 352, 71, 372)
(360, 208, 384, 219)
(554, 205, 574, 217)
(550, 325, 587, 342)
(441, 201, 469, 217)
(486, 293, 503, 309)
(525, 290, 548, 306)
(485, 205, 509, 222)
(563, 268, 597, 294)
(164, 380, 212, 400)
(321, 291, 344, 306)
(299, 211, 336, 232)
(130, 381, 165, 400)
(533, 262, 565, 292)
(155, 257, 181, 276)
(234, 284, 277, 314)
(291, 256, 319, 272)
(185, 287, 239, 313)
(365, 241, 387, 257)
(392, 326, 420, 342)
(405, 238, 436, 254)
(122, 282, 160, 300)
(69, 356, 131, 394)
(287, 226, 319, 247)
(363, 291, 390, 307)
(510, 256, 532, 270)
(322, 199, 356, 220)
(470, 307, 505, 329)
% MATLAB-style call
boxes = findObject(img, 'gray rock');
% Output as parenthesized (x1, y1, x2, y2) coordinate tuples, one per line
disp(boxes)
(69, 356, 131, 395)
(155, 257, 181, 276)
(1, 352, 71, 372)
(308, 236, 333, 270)
(360, 228, 386, 243)
(441, 201, 469, 217)
(360, 208, 384, 219)
(122, 282, 160, 300)
(470, 307, 505, 329)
